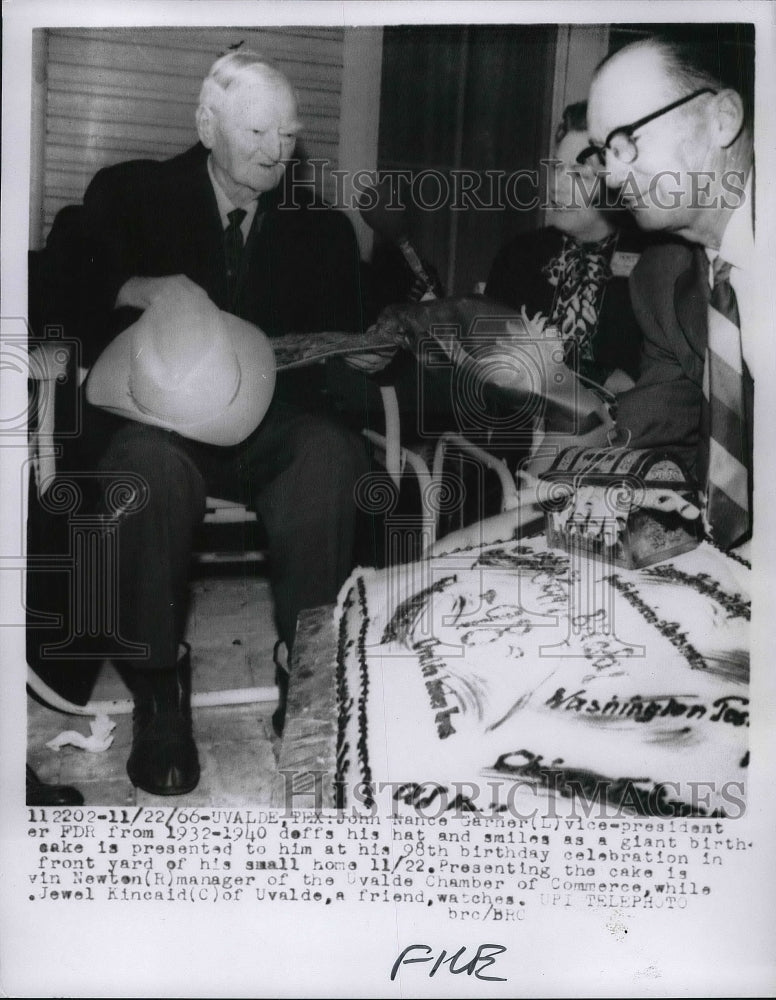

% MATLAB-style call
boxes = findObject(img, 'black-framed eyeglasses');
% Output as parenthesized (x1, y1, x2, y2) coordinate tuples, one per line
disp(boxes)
(576, 88, 717, 166)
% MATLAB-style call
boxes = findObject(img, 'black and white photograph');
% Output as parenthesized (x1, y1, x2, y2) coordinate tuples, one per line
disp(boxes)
(1, 1, 775, 996)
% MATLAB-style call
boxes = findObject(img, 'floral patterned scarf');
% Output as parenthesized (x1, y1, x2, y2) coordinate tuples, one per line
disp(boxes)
(542, 231, 619, 385)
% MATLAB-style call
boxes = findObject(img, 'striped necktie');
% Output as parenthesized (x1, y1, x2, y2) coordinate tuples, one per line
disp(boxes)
(224, 207, 247, 309)
(699, 256, 750, 549)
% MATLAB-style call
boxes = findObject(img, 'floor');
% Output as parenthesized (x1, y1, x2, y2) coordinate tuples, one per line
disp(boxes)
(27, 570, 283, 805)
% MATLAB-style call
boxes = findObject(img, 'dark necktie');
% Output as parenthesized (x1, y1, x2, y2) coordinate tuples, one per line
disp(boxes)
(224, 207, 247, 309)
(699, 257, 750, 549)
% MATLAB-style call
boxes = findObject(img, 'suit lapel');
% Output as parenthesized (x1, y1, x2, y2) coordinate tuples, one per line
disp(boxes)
(173, 152, 230, 307)
(673, 245, 709, 384)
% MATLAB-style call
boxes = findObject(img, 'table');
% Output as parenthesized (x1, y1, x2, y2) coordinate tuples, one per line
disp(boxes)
(271, 605, 338, 810)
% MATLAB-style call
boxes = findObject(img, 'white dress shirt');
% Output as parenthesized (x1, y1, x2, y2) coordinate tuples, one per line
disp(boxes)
(206, 156, 260, 242)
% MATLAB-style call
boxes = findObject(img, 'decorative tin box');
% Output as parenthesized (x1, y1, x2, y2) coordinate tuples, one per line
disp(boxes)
(538, 446, 702, 569)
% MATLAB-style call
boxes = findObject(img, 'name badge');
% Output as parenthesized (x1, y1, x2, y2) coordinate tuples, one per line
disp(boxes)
(611, 251, 641, 278)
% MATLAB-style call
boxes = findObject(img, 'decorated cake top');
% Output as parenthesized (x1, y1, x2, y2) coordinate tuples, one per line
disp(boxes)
(334, 538, 749, 818)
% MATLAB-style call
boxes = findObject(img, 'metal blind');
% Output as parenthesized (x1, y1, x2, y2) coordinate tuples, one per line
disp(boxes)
(40, 26, 346, 238)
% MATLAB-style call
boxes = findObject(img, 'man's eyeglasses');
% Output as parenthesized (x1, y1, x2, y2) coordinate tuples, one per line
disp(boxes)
(576, 88, 717, 167)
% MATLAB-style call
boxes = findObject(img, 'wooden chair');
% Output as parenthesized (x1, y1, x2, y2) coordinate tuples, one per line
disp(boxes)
(25, 343, 417, 717)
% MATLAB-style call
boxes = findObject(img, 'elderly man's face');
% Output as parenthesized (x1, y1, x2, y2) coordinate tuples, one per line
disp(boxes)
(588, 46, 720, 236)
(205, 75, 300, 202)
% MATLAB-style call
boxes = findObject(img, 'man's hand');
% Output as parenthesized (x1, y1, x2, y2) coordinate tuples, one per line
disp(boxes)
(343, 298, 455, 374)
(639, 489, 701, 520)
(114, 274, 209, 311)
(553, 484, 701, 547)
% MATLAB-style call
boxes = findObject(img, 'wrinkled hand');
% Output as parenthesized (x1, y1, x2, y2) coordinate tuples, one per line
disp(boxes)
(368, 300, 438, 343)
(115, 274, 209, 311)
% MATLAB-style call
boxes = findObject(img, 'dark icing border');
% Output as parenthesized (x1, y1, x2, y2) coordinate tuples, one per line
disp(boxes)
(334, 585, 355, 809)
(354, 574, 374, 803)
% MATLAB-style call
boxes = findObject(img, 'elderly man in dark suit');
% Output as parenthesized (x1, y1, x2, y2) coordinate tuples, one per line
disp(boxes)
(583, 33, 754, 552)
(37, 51, 371, 795)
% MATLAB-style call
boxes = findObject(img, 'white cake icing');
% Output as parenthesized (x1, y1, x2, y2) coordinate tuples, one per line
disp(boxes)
(335, 539, 749, 816)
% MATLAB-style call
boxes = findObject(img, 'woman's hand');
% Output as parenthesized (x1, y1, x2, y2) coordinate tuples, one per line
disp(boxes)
(486, 307, 612, 427)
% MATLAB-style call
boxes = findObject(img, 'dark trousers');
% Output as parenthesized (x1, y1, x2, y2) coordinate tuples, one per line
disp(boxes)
(93, 397, 368, 672)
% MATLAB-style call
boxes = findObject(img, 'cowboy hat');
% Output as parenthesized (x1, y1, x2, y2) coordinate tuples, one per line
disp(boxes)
(86, 283, 276, 446)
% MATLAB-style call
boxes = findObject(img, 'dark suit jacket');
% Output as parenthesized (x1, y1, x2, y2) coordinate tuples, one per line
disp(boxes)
(616, 240, 754, 488)
(485, 227, 645, 383)
(42, 144, 369, 376)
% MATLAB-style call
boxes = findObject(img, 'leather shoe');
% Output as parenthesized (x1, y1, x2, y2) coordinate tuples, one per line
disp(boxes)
(26, 765, 84, 806)
(126, 644, 200, 796)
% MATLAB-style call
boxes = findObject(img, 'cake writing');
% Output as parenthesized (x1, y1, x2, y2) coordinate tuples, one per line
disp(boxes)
(491, 750, 722, 817)
(475, 546, 570, 575)
(545, 687, 749, 726)
(382, 574, 458, 645)
(415, 637, 459, 739)
(415, 636, 449, 678)
(643, 565, 750, 621)
(605, 574, 710, 671)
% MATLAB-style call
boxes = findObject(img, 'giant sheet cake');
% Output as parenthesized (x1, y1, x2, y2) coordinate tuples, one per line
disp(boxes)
(334, 540, 750, 816)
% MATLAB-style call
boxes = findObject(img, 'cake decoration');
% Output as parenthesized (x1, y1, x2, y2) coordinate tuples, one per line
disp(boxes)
(334, 537, 749, 817)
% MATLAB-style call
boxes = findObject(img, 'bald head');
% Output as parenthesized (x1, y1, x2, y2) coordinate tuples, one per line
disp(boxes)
(587, 37, 753, 247)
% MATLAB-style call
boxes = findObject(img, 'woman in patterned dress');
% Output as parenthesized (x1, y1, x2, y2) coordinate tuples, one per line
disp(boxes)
(485, 101, 648, 402)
